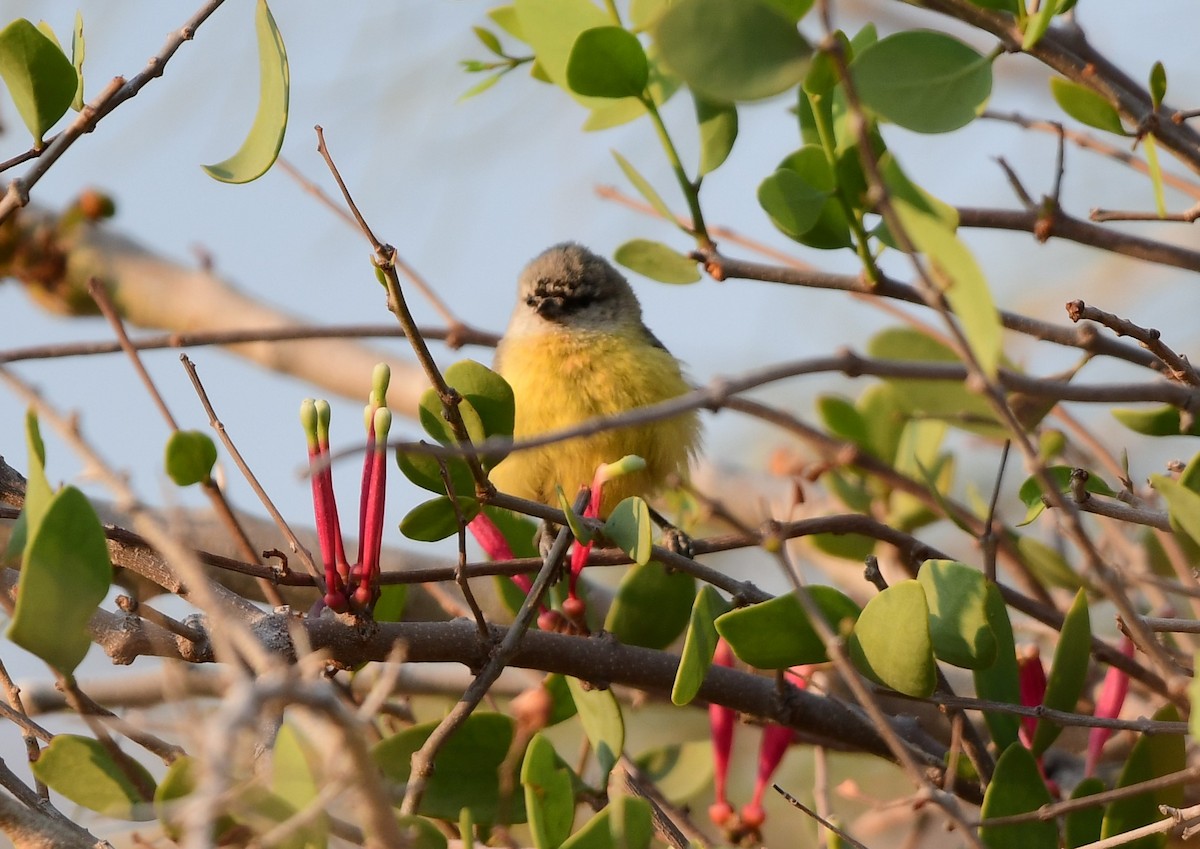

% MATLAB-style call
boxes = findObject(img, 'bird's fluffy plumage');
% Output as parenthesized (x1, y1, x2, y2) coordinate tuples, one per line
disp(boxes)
(489, 243, 700, 516)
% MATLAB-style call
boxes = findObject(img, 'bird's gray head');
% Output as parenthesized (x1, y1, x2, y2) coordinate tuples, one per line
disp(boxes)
(511, 242, 643, 332)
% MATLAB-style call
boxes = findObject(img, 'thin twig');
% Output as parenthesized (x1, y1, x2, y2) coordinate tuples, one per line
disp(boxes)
(774, 784, 870, 849)
(180, 354, 323, 589)
(88, 279, 286, 606)
(399, 490, 589, 816)
(0, 322, 499, 366)
(0, 0, 229, 224)
(1066, 299, 1200, 387)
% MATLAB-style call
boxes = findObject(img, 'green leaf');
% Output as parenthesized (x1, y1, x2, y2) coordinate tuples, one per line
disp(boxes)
(399, 496, 480, 542)
(972, 583, 1021, 751)
(717, 586, 860, 669)
(202, 0, 289, 182)
(856, 383, 907, 465)
(1017, 466, 1117, 525)
(444, 360, 516, 436)
(164, 430, 218, 486)
(1049, 78, 1126, 135)
(1149, 61, 1167, 110)
(1030, 588, 1091, 756)
(758, 167, 830, 239)
(633, 740, 713, 804)
(419, 389, 487, 450)
(612, 150, 676, 223)
(0, 19, 77, 144)
(553, 485, 594, 546)
(567, 27, 648, 99)
(817, 395, 871, 449)
(917, 560, 996, 670)
(522, 733, 575, 849)
(655, 0, 811, 102)
(1014, 534, 1084, 590)
(396, 442, 475, 498)
(867, 327, 1000, 435)
(565, 677, 625, 782)
(374, 713, 528, 824)
(608, 795, 654, 849)
(10, 486, 112, 676)
(614, 239, 700, 284)
(847, 580, 936, 697)
(891, 197, 1002, 377)
(1101, 705, 1185, 849)
(581, 43, 678, 130)
(979, 744, 1055, 849)
(156, 757, 238, 841)
(1150, 474, 1200, 548)
(605, 561, 695, 650)
(32, 735, 155, 821)
(851, 31, 991, 133)
(1065, 777, 1106, 849)
(489, 5, 524, 40)
(515, 0, 607, 91)
(672, 585, 731, 705)
(603, 496, 653, 565)
(474, 26, 505, 57)
(1021, 0, 1057, 50)
(273, 724, 327, 849)
(373, 583, 408, 623)
(695, 96, 737, 175)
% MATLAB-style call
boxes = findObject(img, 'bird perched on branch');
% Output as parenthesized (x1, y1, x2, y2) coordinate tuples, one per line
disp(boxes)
(489, 242, 701, 521)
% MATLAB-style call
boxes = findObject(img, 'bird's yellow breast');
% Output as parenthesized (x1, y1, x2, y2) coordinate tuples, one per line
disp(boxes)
(490, 327, 699, 516)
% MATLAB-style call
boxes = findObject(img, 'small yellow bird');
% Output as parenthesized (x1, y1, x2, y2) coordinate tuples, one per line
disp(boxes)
(489, 243, 701, 520)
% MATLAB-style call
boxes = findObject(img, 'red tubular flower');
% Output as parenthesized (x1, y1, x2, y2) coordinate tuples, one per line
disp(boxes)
(1017, 645, 1047, 749)
(708, 640, 736, 827)
(1085, 636, 1133, 777)
(301, 364, 392, 616)
(743, 723, 795, 829)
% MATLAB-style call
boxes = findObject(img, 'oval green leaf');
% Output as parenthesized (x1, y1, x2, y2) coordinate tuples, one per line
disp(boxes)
(717, 585, 860, 670)
(202, 0, 289, 183)
(0, 18, 77, 144)
(614, 239, 699, 284)
(972, 582, 1021, 751)
(695, 95, 738, 175)
(522, 732, 575, 849)
(672, 585, 732, 705)
(605, 561, 695, 650)
(1030, 587, 1091, 756)
(565, 676, 625, 781)
(851, 31, 991, 133)
(1065, 777, 1106, 849)
(32, 734, 156, 821)
(396, 442, 475, 498)
(566, 27, 648, 98)
(399, 496, 480, 542)
(655, 0, 811, 102)
(979, 744, 1055, 849)
(374, 712, 528, 824)
(165, 429, 218, 486)
(917, 559, 996, 669)
(847, 580, 936, 697)
(1101, 705, 1185, 848)
(1113, 405, 1200, 437)
(1150, 474, 1200, 548)
(891, 196, 1002, 378)
(1050, 78, 1126, 136)
(758, 168, 830, 239)
(603, 496, 653, 565)
(9, 486, 112, 676)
